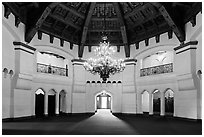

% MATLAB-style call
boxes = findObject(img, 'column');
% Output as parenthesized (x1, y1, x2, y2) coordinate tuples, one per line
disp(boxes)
(44, 92, 48, 116)
(137, 93, 143, 114)
(160, 92, 165, 116)
(174, 41, 200, 119)
(55, 92, 59, 115)
(149, 93, 153, 115)
(65, 93, 70, 113)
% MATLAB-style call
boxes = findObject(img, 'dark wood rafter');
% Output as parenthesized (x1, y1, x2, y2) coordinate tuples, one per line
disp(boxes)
(131, 25, 171, 44)
(88, 29, 121, 32)
(79, 2, 96, 58)
(91, 18, 118, 21)
(117, 45, 120, 52)
(152, 3, 185, 42)
(88, 45, 92, 52)
(145, 39, 149, 46)
(135, 42, 139, 49)
(129, 14, 160, 30)
(70, 42, 74, 50)
(61, 25, 69, 36)
(25, 3, 59, 43)
(190, 16, 196, 27)
(37, 30, 42, 40)
(3, 2, 20, 18)
(155, 34, 160, 43)
(4, 5, 11, 19)
(59, 4, 85, 19)
(50, 35, 54, 43)
(5, 2, 199, 49)
(168, 29, 173, 39)
(39, 28, 76, 45)
(50, 14, 81, 30)
(113, 2, 130, 57)
(124, 3, 148, 19)
(15, 16, 21, 27)
(184, 3, 201, 24)
(60, 39, 64, 47)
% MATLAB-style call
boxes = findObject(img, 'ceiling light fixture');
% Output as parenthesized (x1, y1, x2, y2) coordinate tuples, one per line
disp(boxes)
(83, 3, 125, 81)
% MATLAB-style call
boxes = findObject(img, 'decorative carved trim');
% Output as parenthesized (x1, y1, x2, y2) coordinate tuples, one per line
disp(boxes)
(140, 63, 173, 77)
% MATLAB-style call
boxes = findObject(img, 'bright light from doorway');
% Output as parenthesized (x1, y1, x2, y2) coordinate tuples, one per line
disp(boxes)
(101, 97, 107, 109)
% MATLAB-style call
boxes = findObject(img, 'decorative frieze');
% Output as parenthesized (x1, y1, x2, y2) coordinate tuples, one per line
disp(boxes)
(140, 63, 173, 77)
(37, 63, 68, 76)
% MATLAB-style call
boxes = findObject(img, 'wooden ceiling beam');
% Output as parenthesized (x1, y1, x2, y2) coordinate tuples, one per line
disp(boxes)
(50, 14, 81, 30)
(59, 4, 85, 19)
(113, 2, 130, 58)
(131, 26, 171, 44)
(3, 5, 11, 18)
(25, 3, 59, 43)
(88, 29, 121, 32)
(79, 2, 96, 58)
(91, 18, 118, 21)
(152, 2, 185, 42)
(124, 3, 149, 19)
(39, 28, 76, 45)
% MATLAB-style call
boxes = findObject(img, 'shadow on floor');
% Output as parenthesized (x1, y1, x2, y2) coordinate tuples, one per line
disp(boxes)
(112, 113, 202, 135)
(2, 112, 202, 135)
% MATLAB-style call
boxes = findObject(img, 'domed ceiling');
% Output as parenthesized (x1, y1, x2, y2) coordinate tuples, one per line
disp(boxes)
(3, 2, 202, 57)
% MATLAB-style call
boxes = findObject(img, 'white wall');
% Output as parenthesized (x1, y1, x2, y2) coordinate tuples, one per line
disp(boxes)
(142, 51, 173, 68)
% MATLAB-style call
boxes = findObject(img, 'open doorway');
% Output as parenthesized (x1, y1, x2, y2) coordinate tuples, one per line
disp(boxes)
(95, 91, 112, 112)
(35, 89, 45, 117)
(48, 89, 56, 116)
(165, 89, 174, 116)
(59, 90, 66, 114)
(153, 90, 161, 115)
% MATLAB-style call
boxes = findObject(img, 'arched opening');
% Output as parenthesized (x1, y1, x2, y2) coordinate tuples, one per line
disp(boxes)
(59, 90, 66, 114)
(3, 68, 8, 78)
(35, 89, 45, 117)
(9, 70, 14, 78)
(141, 90, 149, 114)
(153, 89, 161, 115)
(165, 89, 174, 116)
(95, 90, 112, 112)
(48, 89, 56, 116)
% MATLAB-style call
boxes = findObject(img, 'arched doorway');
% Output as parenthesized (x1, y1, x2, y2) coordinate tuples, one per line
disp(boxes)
(95, 90, 112, 112)
(165, 89, 174, 116)
(35, 89, 45, 117)
(48, 89, 56, 116)
(59, 90, 66, 114)
(141, 90, 149, 114)
(153, 90, 161, 115)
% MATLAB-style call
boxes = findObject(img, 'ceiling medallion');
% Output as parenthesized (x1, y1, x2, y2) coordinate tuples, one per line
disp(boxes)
(83, 36, 125, 81)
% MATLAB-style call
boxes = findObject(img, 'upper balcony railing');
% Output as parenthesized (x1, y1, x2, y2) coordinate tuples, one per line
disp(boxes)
(140, 63, 173, 77)
(37, 63, 68, 77)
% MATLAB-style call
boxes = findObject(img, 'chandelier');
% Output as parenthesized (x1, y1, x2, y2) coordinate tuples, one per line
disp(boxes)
(83, 36, 125, 81)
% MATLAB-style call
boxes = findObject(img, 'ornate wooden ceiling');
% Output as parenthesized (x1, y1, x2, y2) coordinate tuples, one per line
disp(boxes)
(3, 2, 201, 57)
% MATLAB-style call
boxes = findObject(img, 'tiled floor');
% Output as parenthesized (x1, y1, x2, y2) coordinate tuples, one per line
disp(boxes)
(2, 109, 202, 135)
